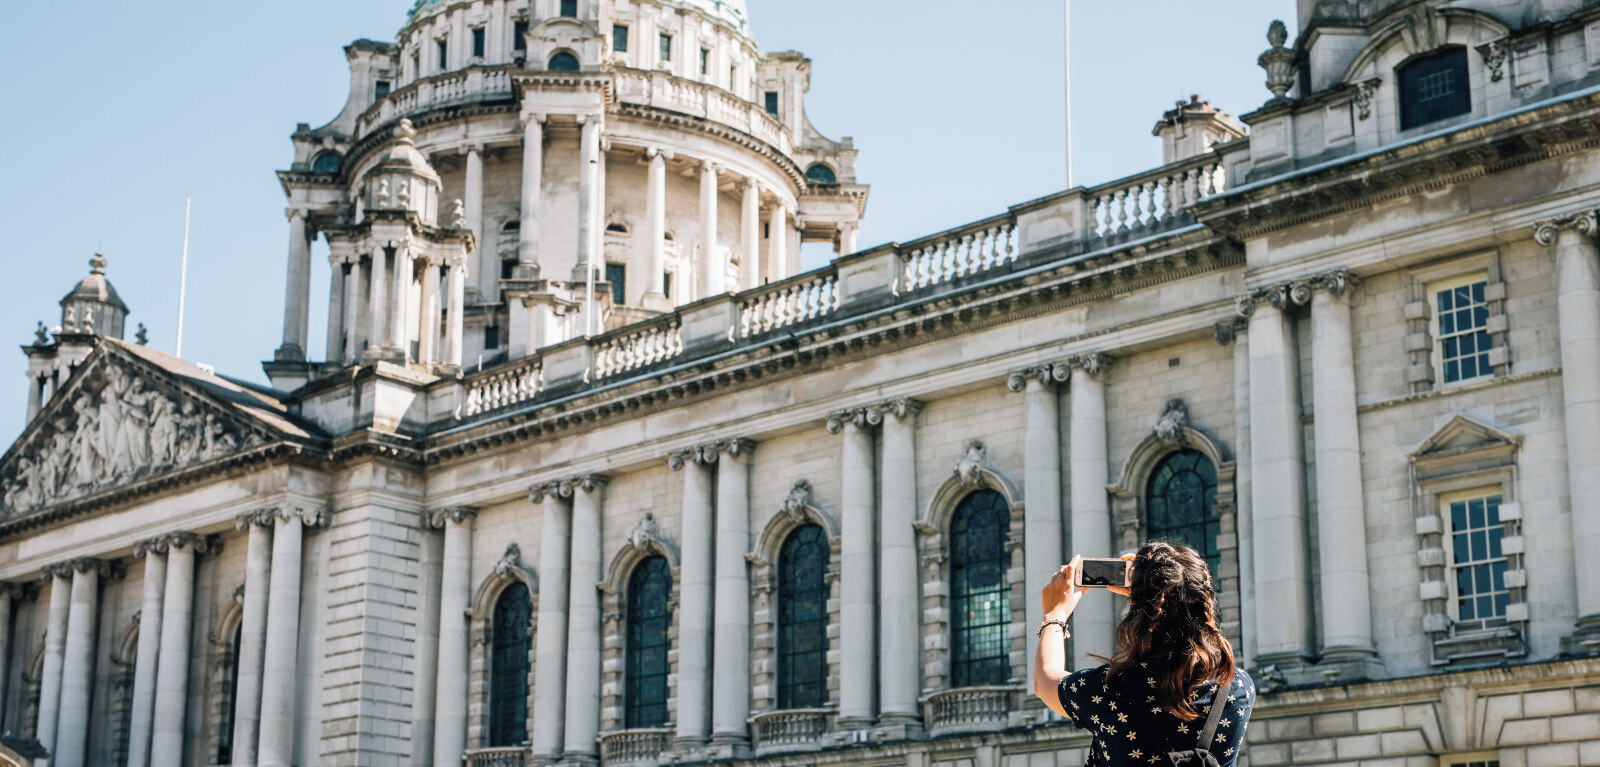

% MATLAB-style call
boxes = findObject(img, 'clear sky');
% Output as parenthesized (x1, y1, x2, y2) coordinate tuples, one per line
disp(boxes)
(0, 0, 1294, 444)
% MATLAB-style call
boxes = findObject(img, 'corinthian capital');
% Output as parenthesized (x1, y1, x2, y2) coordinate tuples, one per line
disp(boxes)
(1534, 210, 1598, 246)
(428, 506, 478, 529)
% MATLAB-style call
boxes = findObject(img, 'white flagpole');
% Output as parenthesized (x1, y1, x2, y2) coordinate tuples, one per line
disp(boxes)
(1064, 0, 1074, 188)
(175, 197, 192, 358)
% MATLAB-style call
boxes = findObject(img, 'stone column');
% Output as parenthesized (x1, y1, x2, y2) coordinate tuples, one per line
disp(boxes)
(26, 375, 41, 423)
(325, 256, 347, 363)
(231, 511, 274, 767)
(563, 475, 608, 761)
(445, 258, 466, 368)
(1308, 272, 1382, 677)
(839, 222, 859, 258)
(463, 143, 485, 288)
(0, 584, 14, 728)
(1067, 353, 1114, 669)
(430, 507, 476, 767)
(877, 399, 921, 736)
(530, 484, 572, 762)
(768, 203, 789, 283)
(127, 540, 168, 767)
(740, 180, 760, 289)
(260, 506, 322, 767)
(390, 245, 414, 356)
(699, 161, 723, 298)
(1217, 319, 1255, 669)
(669, 446, 716, 746)
(642, 147, 671, 308)
(56, 558, 111, 767)
(366, 247, 389, 360)
(277, 208, 312, 361)
(419, 258, 442, 364)
(1535, 212, 1600, 641)
(517, 114, 545, 279)
(1239, 287, 1315, 667)
(35, 565, 71, 759)
(1009, 365, 1065, 691)
(343, 256, 364, 364)
(710, 440, 753, 750)
(572, 116, 602, 284)
(827, 408, 877, 729)
(151, 534, 205, 765)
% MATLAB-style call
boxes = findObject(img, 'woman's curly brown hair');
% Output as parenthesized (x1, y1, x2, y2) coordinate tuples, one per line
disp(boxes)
(1096, 541, 1235, 721)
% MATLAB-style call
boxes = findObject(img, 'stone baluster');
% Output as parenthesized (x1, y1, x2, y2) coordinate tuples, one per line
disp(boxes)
(876, 399, 922, 737)
(34, 565, 71, 760)
(563, 475, 609, 761)
(826, 407, 877, 731)
(277, 208, 313, 361)
(530, 482, 572, 762)
(56, 558, 116, 767)
(1067, 353, 1115, 668)
(152, 534, 209, 765)
(669, 445, 717, 746)
(126, 540, 167, 767)
(711, 439, 754, 752)
(232, 510, 275, 767)
(260, 505, 326, 767)
(431, 507, 478, 767)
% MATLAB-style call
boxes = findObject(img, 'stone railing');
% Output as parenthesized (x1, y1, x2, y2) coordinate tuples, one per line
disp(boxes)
(359, 66, 517, 135)
(462, 358, 543, 417)
(593, 316, 683, 380)
(612, 69, 793, 155)
(750, 708, 834, 755)
(1085, 153, 1228, 240)
(463, 746, 529, 767)
(922, 686, 1016, 736)
(900, 214, 1018, 292)
(598, 728, 672, 765)
(737, 271, 839, 338)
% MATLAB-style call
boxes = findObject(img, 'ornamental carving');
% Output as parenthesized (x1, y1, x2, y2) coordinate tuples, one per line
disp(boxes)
(1352, 79, 1380, 121)
(628, 512, 664, 551)
(1533, 210, 1598, 246)
(954, 441, 987, 488)
(1, 363, 264, 518)
(1478, 40, 1507, 82)
(1006, 364, 1055, 392)
(666, 443, 719, 471)
(1152, 400, 1190, 449)
(780, 480, 812, 521)
(1068, 351, 1114, 376)
(1258, 20, 1297, 102)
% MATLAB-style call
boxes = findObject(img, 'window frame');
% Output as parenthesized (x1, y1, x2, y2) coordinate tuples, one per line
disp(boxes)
(471, 26, 486, 59)
(437, 39, 448, 71)
(764, 91, 779, 117)
(605, 262, 627, 306)
(548, 51, 581, 73)
(513, 20, 529, 52)
(947, 489, 1013, 689)
(1143, 448, 1222, 577)
(1398, 46, 1473, 131)
(1428, 271, 1494, 387)
(613, 24, 629, 53)
(374, 79, 391, 99)
(560, 0, 578, 17)
(775, 524, 830, 710)
(659, 32, 673, 63)
(487, 580, 533, 747)
(624, 556, 673, 729)
(699, 47, 710, 76)
(1439, 487, 1511, 630)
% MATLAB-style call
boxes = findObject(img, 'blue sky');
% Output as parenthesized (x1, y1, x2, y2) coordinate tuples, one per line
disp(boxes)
(0, 0, 1294, 443)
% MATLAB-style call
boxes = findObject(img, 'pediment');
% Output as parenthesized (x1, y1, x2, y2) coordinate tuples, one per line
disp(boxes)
(1407, 414, 1522, 464)
(1, 339, 324, 522)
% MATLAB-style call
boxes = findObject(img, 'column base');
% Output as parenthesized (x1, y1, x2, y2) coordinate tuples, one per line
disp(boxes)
(872, 714, 924, 743)
(1315, 646, 1386, 682)
(360, 346, 385, 364)
(702, 733, 751, 761)
(1561, 614, 1600, 657)
(829, 716, 876, 746)
(513, 263, 542, 280)
(557, 754, 599, 767)
(571, 264, 597, 283)
(273, 343, 305, 362)
(639, 292, 673, 312)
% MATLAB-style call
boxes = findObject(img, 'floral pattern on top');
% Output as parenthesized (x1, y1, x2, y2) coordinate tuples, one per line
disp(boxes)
(1058, 664, 1254, 767)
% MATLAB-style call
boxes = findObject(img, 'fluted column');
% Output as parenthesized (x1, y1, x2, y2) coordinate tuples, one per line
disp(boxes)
(1535, 212, 1600, 638)
(711, 439, 753, 748)
(463, 143, 485, 288)
(431, 507, 477, 767)
(877, 399, 921, 735)
(530, 483, 572, 762)
(517, 114, 545, 278)
(343, 256, 364, 364)
(563, 475, 608, 761)
(325, 256, 347, 363)
(260, 506, 323, 767)
(231, 511, 274, 767)
(768, 203, 789, 282)
(740, 180, 760, 289)
(127, 540, 168, 767)
(419, 258, 442, 364)
(366, 247, 389, 360)
(278, 208, 313, 361)
(1009, 364, 1065, 692)
(1308, 272, 1382, 676)
(669, 446, 716, 746)
(1239, 286, 1315, 666)
(445, 258, 466, 368)
(152, 534, 206, 765)
(1067, 353, 1114, 669)
(699, 161, 723, 298)
(34, 565, 71, 759)
(573, 115, 602, 284)
(827, 408, 877, 729)
(57, 558, 112, 767)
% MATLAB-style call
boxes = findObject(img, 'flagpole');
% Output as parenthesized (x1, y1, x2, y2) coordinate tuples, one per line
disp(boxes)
(1064, 0, 1074, 189)
(175, 197, 191, 358)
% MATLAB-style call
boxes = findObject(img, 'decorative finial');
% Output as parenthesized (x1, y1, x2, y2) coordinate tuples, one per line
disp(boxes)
(451, 198, 467, 228)
(135, 323, 148, 345)
(396, 118, 417, 143)
(34, 321, 49, 346)
(1258, 20, 1297, 103)
(89, 252, 107, 274)
(1267, 19, 1287, 48)
(82, 311, 95, 332)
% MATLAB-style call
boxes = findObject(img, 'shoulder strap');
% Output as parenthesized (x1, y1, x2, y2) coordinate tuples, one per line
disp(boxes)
(1194, 673, 1233, 752)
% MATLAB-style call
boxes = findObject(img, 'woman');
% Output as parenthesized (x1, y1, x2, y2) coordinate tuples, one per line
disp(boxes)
(1032, 542, 1254, 766)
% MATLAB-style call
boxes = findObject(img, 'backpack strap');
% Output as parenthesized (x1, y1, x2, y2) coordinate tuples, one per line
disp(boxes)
(1193, 674, 1233, 752)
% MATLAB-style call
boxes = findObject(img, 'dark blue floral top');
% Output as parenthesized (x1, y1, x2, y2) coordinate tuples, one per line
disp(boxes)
(1057, 665, 1253, 767)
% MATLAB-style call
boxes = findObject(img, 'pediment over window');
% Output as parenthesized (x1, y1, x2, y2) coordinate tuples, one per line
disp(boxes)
(1407, 414, 1521, 477)
(1, 339, 326, 526)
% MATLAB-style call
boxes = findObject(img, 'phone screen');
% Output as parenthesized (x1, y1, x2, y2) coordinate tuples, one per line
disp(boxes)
(1079, 559, 1128, 588)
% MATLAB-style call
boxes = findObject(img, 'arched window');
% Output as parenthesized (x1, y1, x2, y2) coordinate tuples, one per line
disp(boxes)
(1398, 46, 1471, 130)
(549, 52, 580, 72)
(489, 581, 533, 746)
(625, 556, 672, 728)
(805, 164, 837, 184)
(777, 524, 829, 709)
(1146, 449, 1220, 575)
(311, 152, 342, 174)
(949, 489, 1011, 687)
(218, 623, 241, 763)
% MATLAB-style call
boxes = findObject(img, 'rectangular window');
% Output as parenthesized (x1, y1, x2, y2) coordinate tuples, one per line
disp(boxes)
(613, 24, 629, 53)
(663, 271, 673, 300)
(659, 33, 672, 62)
(764, 91, 779, 117)
(1432, 274, 1494, 384)
(561, 0, 578, 17)
(1443, 753, 1500, 767)
(502, 258, 516, 280)
(513, 20, 529, 52)
(412, 53, 421, 78)
(699, 47, 710, 76)
(437, 40, 448, 71)
(472, 27, 485, 58)
(605, 263, 627, 306)
(1444, 489, 1509, 630)
(484, 325, 500, 350)
(374, 80, 391, 99)
(1400, 47, 1472, 130)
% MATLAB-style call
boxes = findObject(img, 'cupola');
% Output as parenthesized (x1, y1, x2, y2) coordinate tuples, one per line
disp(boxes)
(363, 119, 442, 223)
(59, 252, 129, 339)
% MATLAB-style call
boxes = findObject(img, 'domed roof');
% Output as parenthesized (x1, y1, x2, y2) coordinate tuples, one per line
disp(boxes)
(371, 119, 440, 184)
(62, 253, 128, 314)
(408, 0, 749, 34)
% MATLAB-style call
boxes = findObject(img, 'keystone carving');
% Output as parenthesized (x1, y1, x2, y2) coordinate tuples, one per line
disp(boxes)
(1152, 400, 1190, 449)
(1477, 40, 1506, 83)
(954, 441, 987, 488)
(780, 480, 812, 521)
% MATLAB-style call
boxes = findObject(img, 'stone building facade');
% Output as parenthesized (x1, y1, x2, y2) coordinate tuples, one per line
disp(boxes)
(3, 1, 1600, 766)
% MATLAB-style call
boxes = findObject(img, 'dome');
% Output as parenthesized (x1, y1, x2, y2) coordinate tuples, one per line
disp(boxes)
(58, 252, 130, 338)
(408, 0, 749, 34)
(62, 253, 128, 314)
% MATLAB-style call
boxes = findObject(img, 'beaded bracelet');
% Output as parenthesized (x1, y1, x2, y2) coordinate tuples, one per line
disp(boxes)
(1036, 618, 1070, 638)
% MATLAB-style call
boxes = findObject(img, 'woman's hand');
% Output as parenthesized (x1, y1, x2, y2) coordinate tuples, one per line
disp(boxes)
(1042, 555, 1088, 620)
(1107, 552, 1136, 598)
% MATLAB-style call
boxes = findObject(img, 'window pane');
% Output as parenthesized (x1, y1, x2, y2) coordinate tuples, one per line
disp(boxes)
(489, 582, 532, 746)
(1489, 527, 1503, 559)
(514, 20, 529, 51)
(614, 25, 629, 52)
(1145, 449, 1220, 575)
(660, 33, 671, 61)
(626, 556, 673, 728)
(1471, 530, 1486, 561)
(950, 490, 1011, 687)
(778, 524, 830, 708)
(1460, 597, 1475, 620)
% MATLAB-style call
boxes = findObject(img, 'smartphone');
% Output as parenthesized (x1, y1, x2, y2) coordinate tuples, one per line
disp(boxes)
(1074, 558, 1131, 589)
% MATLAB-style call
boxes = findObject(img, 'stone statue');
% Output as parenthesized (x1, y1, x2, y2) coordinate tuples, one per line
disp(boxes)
(98, 368, 129, 473)
(954, 441, 986, 488)
(629, 513, 662, 551)
(119, 379, 153, 470)
(147, 395, 179, 466)
(451, 199, 467, 228)
(135, 323, 148, 345)
(1152, 399, 1189, 448)
(70, 395, 101, 487)
(33, 321, 49, 346)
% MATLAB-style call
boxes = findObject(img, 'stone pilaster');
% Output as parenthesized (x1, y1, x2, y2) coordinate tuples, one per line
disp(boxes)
(1066, 352, 1115, 669)
(462, 143, 485, 290)
(700, 161, 723, 299)
(874, 398, 923, 739)
(768, 203, 789, 283)
(56, 557, 120, 767)
(668, 443, 718, 747)
(431, 506, 478, 767)
(644, 148, 672, 309)
(740, 179, 760, 290)
(390, 244, 415, 358)
(516, 113, 545, 279)
(530, 481, 573, 762)
(325, 254, 347, 364)
(1216, 317, 1256, 669)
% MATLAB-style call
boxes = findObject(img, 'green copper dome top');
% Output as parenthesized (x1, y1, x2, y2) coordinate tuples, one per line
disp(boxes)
(408, 0, 749, 34)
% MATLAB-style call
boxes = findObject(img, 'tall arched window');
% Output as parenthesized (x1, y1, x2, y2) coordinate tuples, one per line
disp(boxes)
(218, 623, 241, 763)
(489, 581, 533, 746)
(1146, 449, 1220, 575)
(949, 489, 1011, 688)
(549, 52, 580, 72)
(626, 556, 672, 728)
(777, 524, 829, 709)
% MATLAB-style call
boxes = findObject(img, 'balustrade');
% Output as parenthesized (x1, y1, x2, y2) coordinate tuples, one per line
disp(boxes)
(598, 728, 672, 765)
(922, 686, 1016, 736)
(462, 359, 543, 416)
(593, 318, 683, 380)
(1087, 156, 1226, 239)
(901, 216, 1018, 292)
(463, 747, 528, 767)
(749, 708, 834, 755)
(737, 272, 838, 338)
